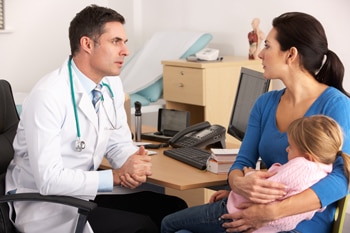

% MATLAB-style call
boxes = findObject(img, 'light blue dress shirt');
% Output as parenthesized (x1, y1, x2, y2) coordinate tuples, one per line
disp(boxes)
(71, 60, 113, 192)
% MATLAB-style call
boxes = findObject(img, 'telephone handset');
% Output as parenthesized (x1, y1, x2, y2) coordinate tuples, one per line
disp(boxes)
(169, 121, 226, 149)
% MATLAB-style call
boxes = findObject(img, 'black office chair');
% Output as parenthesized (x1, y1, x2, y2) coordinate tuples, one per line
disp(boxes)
(0, 79, 97, 233)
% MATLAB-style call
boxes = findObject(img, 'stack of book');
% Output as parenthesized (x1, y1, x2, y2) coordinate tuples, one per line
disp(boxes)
(206, 148, 239, 174)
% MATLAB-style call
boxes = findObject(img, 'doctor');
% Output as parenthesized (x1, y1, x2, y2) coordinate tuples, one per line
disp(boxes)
(6, 5, 187, 233)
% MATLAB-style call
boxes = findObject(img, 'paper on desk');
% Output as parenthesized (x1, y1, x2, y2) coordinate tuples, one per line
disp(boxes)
(210, 148, 239, 155)
(146, 150, 157, 156)
(134, 142, 152, 146)
(133, 142, 157, 155)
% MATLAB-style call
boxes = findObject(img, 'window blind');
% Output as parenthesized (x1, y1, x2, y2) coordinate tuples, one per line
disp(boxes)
(0, 0, 4, 29)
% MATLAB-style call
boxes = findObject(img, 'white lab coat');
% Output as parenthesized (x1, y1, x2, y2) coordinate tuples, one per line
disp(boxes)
(5, 59, 138, 232)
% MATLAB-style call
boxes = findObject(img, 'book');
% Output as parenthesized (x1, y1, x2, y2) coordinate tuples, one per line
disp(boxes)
(210, 148, 238, 162)
(206, 158, 234, 174)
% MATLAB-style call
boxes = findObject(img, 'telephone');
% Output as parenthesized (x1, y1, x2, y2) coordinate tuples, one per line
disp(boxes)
(195, 48, 219, 61)
(169, 121, 226, 149)
(186, 48, 221, 62)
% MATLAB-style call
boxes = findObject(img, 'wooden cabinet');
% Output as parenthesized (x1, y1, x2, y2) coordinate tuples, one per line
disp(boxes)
(162, 56, 263, 144)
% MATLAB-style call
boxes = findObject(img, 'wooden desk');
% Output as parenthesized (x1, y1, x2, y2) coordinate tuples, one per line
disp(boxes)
(100, 145, 229, 190)
(100, 126, 241, 206)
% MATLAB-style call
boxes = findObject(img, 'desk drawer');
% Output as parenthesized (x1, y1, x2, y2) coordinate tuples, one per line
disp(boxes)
(163, 66, 205, 105)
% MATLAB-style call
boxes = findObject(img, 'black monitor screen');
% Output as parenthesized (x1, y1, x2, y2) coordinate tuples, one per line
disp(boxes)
(158, 109, 190, 136)
(227, 67, 270, 141)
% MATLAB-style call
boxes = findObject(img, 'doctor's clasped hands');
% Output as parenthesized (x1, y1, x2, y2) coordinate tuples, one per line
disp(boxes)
(113, 146, 152, 189)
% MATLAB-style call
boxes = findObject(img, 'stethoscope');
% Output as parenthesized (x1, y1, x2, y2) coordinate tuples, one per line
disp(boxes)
(68, 57, 117, 152)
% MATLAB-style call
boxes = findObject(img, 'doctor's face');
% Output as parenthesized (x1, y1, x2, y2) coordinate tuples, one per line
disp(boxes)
(90, 21, 129, 78)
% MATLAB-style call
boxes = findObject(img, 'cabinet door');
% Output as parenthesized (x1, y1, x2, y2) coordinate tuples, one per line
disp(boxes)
(163, 66, 205, 106)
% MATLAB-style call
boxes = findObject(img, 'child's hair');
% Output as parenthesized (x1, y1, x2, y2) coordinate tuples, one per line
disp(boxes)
(287, 115, 350, 186)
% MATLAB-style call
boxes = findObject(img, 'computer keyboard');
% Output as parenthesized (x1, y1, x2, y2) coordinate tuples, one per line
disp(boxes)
(163, 147, 211, 170)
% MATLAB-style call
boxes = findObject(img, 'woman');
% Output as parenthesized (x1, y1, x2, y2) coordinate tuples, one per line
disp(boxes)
(161, 115, 350, 233)
(221, 12, 350, 233)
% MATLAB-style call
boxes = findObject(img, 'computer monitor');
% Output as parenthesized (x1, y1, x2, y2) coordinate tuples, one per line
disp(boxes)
(227, 67, 270, 141)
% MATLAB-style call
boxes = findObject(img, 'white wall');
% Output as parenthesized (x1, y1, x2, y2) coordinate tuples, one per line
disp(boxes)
(0, 0, 108, 93)
(1, 0, 349, 93)
(112, 0, 350, 91)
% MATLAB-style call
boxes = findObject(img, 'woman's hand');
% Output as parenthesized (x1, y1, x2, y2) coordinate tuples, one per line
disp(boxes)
(221, 188, 322, 232)
(243, 166, 255, 175)
(221, 202, 276, 232)
(209, 190, 230, 203)
(229, 169, 287, 204)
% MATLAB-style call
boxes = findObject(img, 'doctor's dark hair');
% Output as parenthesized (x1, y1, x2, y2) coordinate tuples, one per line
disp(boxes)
(69, 4, 125, 56)
(273, 12, 349, 97)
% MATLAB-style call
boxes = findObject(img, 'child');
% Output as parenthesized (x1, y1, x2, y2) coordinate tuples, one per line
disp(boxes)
(161, 115, 350, 233)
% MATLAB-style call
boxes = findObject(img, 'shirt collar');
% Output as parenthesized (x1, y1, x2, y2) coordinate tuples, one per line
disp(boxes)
(70, 59, 98, 97)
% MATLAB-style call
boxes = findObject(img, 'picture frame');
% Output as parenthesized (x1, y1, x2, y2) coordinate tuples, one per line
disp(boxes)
(0, 0, 4, 30)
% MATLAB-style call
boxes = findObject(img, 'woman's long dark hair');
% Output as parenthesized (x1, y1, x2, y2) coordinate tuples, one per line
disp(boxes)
(273, 12, 349, 97)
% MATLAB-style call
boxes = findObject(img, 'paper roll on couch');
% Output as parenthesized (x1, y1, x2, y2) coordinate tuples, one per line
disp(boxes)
(119, 31, 213, 127)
